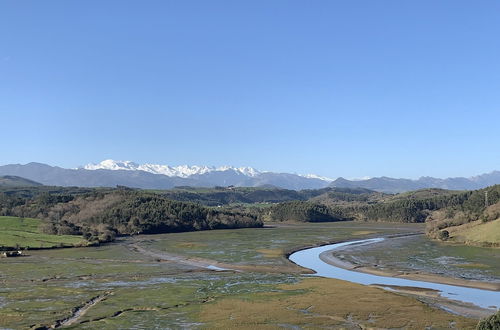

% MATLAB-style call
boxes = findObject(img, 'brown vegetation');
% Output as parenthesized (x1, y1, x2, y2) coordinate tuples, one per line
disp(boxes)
(200, 278, 477, 329)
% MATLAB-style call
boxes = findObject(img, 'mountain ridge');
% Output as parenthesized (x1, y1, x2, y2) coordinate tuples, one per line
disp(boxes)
(330, 171, 500, 193)
(1, 161, 500, 192)
(82, 159, 263, 178)
(0, 161, 330, 190)
(0, 175, 42, 187)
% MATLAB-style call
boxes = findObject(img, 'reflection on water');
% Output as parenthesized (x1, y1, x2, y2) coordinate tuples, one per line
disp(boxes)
(289, 238, 500, 310)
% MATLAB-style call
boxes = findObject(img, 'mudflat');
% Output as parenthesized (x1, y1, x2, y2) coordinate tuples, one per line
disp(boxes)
(320, 250, 500, 291)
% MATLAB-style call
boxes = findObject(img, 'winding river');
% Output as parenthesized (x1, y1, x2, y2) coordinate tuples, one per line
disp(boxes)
(289, 238, 500, 310)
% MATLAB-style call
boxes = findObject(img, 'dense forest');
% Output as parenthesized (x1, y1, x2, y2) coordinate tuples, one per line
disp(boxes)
(350, 190, 471, 223)
(155, 186, 338, 206)
(258, 185, 500, 233)
(265, 201, 348, 222)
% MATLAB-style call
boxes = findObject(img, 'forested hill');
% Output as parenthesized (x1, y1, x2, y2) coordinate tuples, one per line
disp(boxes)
(0, 188, 262, 243)
(1, 184, 498, 246)
(424, 185, 500, 246)
(156, 186, 370, 206)
(0, 184, 369, 206)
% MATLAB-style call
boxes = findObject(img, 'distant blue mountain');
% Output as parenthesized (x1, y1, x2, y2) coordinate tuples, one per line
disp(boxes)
(1, 162, 499, 192)
(330, 171, 500, 193)
(0, 162, 330, 190)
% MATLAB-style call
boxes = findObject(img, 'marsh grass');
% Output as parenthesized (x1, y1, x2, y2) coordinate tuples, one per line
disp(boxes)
(200, 278, 477, 329)
(145, 222, 417, 266)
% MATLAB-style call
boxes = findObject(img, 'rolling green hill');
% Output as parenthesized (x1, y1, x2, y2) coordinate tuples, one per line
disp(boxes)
(449, 218, 500, 246)
(0, 216, 87, 250)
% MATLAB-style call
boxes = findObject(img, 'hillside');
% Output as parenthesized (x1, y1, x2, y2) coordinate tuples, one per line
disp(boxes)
(445, 219, 500, 247)
(0, 176, 42, 187)
(426, 186, 500, 247)
(0, 216, 88, 250)
(263, 201, 348, 222)
(310, 187, 387, 207)
(156, 186, 356, 206)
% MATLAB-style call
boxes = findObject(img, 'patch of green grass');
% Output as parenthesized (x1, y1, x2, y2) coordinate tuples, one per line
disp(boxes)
(0, 216, 86, 249)
(455, 219, 500, 245)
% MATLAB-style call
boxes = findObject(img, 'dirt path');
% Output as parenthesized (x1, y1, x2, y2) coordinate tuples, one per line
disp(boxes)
(52, 292, 111, 328)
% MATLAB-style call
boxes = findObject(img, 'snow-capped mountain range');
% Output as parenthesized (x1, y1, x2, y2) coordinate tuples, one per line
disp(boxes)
(1, 160, 499, 192)
(83, 159, 331, 181)
(83, 160, 264, 178)
(0, 160, 334, 190)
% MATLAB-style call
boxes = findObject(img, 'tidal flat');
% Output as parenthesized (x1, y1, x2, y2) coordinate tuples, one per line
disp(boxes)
(0, 222, 496, 329)
(332, 234, 500, 281)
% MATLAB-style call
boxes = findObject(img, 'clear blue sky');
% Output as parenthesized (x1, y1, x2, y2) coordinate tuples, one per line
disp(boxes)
(1, 1, 499, 179)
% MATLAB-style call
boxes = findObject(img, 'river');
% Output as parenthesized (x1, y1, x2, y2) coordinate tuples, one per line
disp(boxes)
(289, 238, 499, 310)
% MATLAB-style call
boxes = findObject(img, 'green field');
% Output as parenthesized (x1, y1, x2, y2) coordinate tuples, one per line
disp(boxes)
(0, 216, 87, 249)
(451, 219, 500, 246)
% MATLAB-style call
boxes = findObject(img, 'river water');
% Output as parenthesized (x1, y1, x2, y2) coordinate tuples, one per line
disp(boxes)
(289, 238, 499, 310)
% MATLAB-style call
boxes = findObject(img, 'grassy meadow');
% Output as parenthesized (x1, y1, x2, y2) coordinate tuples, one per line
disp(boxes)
(449, 219, 500, 246)
(0, 216, 87, 249)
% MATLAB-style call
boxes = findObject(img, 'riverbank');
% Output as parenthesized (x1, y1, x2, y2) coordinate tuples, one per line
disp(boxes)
(318, 248, 499, 318)
(289, 236, 500, 319)
(319, 250, 500, 291)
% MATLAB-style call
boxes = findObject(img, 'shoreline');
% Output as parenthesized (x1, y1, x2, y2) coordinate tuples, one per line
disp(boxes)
(287, 235, 500, 319)
(319, 251, 500, 291)
(285, 233, 500, 292)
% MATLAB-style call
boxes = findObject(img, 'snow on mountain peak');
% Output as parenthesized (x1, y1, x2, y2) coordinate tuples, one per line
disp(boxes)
(83, 160, 262, 178)
(84, 159, 140, 171)
(83, 160, 333, 182)
(299, 173, 334, 182)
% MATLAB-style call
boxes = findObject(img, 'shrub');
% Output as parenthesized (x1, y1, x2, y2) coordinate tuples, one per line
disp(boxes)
(476, 310, 500, 330)
(39, 222, 57, 235)
(438, 230, 450, 241)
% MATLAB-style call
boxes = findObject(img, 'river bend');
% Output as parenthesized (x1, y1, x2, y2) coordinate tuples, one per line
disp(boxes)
(289, 238, 499, 310)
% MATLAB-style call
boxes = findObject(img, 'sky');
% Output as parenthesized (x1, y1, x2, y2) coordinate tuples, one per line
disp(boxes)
(1, 1, 499, 179)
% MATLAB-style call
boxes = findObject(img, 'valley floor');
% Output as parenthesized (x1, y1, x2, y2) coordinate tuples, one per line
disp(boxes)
(0, 222, 497, 329)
